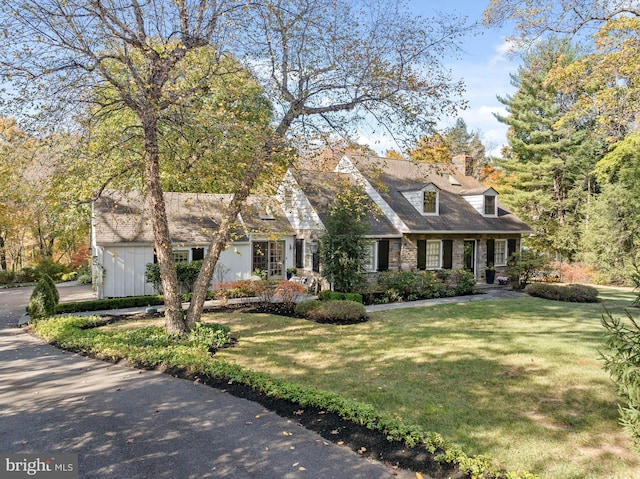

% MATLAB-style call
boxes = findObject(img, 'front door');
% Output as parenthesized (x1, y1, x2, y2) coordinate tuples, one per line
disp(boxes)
(463, 240, 475, 274)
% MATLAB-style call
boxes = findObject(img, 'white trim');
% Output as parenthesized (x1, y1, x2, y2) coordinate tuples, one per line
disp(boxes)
(494, 239, 507, 266)
(425, 240, 441, 269)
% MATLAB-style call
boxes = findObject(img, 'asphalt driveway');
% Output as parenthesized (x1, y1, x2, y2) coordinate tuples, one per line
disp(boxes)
(0, 283, 412, 479)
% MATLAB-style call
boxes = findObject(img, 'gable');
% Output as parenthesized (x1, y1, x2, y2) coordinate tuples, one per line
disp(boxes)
(280, 168, 402, 237)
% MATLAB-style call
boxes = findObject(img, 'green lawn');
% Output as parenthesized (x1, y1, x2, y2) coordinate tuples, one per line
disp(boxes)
(210, 287, 640, 479)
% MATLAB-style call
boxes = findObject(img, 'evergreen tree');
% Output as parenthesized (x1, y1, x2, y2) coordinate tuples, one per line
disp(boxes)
(320, 188, 370, 293)
(495, 38, 601, 260)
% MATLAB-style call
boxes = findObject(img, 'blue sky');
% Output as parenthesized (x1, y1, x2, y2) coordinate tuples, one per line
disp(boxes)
(361, 1, 520, 157)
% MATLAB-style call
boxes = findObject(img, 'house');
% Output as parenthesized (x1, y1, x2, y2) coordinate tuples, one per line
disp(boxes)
(91, 154, 530, 298)
(277, 154, 531, 281)
(91, 190, 295, 298)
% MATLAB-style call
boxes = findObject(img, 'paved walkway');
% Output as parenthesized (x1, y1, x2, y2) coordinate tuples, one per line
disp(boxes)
(0, 283, 416, 479)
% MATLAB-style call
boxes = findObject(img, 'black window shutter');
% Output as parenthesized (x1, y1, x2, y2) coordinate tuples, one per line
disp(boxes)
(442, 240, 453, 269)
(377, 240, 390, 271)
(191, 247, 204, 261)
(295, 239, 304, 268)
(417, 240, 426, 270)
(507, 239, 517, 260)
(486, 239, 495, 267)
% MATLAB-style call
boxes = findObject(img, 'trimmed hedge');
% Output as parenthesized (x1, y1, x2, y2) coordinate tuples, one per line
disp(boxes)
(524, 283, 599, 303)
(56, 295, 166, 314)
(307, 300, 367, 324)
(318, 290, 363, 303)
(294, 299, 322, 317)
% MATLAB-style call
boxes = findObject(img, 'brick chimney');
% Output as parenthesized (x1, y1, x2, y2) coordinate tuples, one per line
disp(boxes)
(452, 154, 474, 176)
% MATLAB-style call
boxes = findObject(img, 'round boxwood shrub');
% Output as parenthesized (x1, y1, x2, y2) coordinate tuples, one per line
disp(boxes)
(307, 300, 368, 324)
(525, 283, 599, 303)
(294, 299, 322, 317)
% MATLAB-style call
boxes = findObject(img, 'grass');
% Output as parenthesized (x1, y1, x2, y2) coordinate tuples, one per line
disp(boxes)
(206, 287, 640, 479)
(31, 287, 640, 478)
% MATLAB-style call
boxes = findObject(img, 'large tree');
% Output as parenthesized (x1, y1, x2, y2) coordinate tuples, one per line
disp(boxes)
(0, 0, 471, 333)
(320, 187, 371, 293)
(494, 38, 602, 259)
(484, 0, 640, 143)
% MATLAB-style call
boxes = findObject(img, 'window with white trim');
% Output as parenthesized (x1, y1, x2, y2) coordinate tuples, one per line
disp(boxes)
(173, 251, 189, 262)
(484, 195, 496, 216)
(425, 240, 441, 269)
(423, 191, 437, 214)
(365, 243, 376, 272)
(494, 239, 507, 266)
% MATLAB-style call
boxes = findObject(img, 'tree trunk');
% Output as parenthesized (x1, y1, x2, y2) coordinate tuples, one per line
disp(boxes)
(185, 141, 279, 327)
(0, 235, 6, 270)
(142, 115, 187, 335)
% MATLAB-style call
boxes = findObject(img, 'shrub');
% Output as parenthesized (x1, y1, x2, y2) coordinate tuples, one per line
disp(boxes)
(27, 277, 57, 319)
(16, 267, 37, 283)
(507, 249, 549, 290)
(556, 261, 597, 284)
(294, 299, 322, 317)
(77, 273, 92, 285)
(318, 290, 363, 303)
(41, 274, 60, 304)
(374, 270, 469, 302)
(307, 300, 367, 324)
(186, 323, 231, 350)
(212, 280, 263, 300)
(274, 280, 305, 307)
(60, 271, 78, 282)
(145, 260, 204, 293)
(55, 295, 165, 314)
(601, 310, 640, 447)
(34, 259, 68, 280)
(0, 270, 16, 284)
(448, 269, 476, 296)
(253, 280, 278, 305)
(524, 283, 599, 303)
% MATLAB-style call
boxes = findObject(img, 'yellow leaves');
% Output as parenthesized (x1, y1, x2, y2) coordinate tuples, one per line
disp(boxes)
(415, 473, 423, 479)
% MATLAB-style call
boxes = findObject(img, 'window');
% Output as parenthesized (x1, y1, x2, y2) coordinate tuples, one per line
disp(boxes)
(494, 239, 507, 266)
(484, 195, 496, 215)
(423, 191, 437, 214)
(252, 241, 285, 277)
(366, 243, 376, 272)
(173, 251, 188, 262)
(252, 241, 268, 273)
(425, 240, 441, 269)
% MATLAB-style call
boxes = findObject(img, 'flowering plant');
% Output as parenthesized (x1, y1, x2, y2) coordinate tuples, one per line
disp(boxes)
(497, 276, 509, 285)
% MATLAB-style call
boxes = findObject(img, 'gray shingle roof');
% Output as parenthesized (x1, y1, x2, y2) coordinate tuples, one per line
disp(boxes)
(290, 170, 401, 237)
(345, 155, 532, 234)
(93, 190, 293, 246)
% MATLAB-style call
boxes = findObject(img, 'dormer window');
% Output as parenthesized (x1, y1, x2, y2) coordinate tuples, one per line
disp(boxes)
(423, 191, 437, 214)
(484, 194, 496, 216)
(400, 182, 439, 215)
